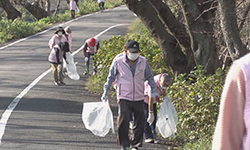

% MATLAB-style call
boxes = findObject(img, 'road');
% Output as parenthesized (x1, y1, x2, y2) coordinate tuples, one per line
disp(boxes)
(0, 5, 170, 150)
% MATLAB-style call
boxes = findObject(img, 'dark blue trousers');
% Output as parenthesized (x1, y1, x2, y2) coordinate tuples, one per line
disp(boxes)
(144, 103, 157, 139)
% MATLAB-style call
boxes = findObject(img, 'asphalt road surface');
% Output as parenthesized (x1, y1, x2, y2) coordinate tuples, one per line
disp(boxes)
(0, 5, 171, 150)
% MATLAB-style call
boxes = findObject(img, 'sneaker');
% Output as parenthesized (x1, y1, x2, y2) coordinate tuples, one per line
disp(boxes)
(130, 147, 139, 150)
(154, 140, 159, 144)
(54, 82, 61, 86)
(83, 72, 88, 75)
(59, 81, 66, 86)
(145, 138, 154, 143)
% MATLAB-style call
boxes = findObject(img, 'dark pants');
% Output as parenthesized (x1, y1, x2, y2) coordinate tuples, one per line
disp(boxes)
(71, 10, 75, 19)
(117, 99, 145, 148)
(144, 103, 157, 139)
(85, 52, 97, 74)
(99, 2, 104, 10)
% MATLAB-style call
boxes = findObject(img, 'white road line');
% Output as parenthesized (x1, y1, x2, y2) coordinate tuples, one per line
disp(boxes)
(0, 21, 129, 146)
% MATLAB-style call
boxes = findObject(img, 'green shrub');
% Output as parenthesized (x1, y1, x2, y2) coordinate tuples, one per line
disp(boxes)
(167, 66, 228, 148)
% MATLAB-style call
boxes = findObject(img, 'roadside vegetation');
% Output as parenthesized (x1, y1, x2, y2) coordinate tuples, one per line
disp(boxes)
(0, 0, 245, 149)
(0, 0, 123, 44)
(87, 18, 230, 149)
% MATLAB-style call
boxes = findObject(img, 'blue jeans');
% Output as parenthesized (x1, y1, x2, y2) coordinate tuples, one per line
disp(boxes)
(144, 103, 157, 139)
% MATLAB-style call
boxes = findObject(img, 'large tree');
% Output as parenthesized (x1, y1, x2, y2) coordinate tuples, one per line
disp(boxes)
(13, 0, 50, 20)
(0, 0, 22, 20)
(124, 0, 249, 75)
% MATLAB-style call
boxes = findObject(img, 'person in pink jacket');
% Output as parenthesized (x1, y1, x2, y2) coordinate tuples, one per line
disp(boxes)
(212, 53, 250, 150)
(101, 40, 159, 150)
(69, 0, 77, 19)
(144, 73, 172, 144)
(48, 42, 70, 86)
(48, 26, 68, 51)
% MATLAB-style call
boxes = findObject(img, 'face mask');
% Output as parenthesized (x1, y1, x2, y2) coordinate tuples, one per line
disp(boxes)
(128, 53, 139, 61)
(58, 32, 63, 36)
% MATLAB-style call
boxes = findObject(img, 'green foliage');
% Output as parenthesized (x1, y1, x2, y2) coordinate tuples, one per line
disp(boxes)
(105, 0, 124, 8)
(168, 66, 228, 148)
(78, 0, 100, 14)
(180, 136, 212, 150)
(0, 18, 48, 41)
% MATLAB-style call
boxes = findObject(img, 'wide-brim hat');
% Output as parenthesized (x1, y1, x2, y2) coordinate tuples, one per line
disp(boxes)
(125, 40, 140, 52)
(55, 26, 65, 34)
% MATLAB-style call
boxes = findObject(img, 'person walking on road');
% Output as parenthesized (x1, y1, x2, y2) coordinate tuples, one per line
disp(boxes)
(98, 0, 105, 12)
(48, 26, 68, 51)
(69, 0, 77, 19)
(82, 37, 100, 75)
(101, 40, 159, 150)
(144, 73, 172, 144)
(48, 42, 70, 86)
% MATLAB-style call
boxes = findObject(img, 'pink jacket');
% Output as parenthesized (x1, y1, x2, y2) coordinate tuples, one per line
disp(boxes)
(48, 34, 68, 50)
(212, 53, 249, 150)
(48, 45, 65, 63)
(116, 55, 147, 101)
(144, 74, 166, 104)
(70, 0, 77, 10)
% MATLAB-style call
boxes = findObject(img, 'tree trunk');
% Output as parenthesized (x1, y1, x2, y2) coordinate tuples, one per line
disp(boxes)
(45, 0, 51, 12)
(54, 0, 61, 15)
(41, 0, 51, 12)
(181, 0, 219, 74)
(124, 0, 189, 75)
(218, 0, 248, 60)
(14, 0, 50, 20)
(239, 1, 250, 31)
(0, 0, 22, 20)
(148, 0, 195, 74)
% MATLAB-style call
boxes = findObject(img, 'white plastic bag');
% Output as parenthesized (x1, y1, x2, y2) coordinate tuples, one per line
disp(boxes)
(76, 7, 80, 13)
(82, 101, 115, 137)
(63, 52, 80, 80)
(156, 96, 178, 138)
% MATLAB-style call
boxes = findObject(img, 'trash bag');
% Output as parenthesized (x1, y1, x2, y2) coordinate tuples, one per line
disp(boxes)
(82, 101, 115, 137)
(63, 52, 80, 80)
(156, 96, 178, 138)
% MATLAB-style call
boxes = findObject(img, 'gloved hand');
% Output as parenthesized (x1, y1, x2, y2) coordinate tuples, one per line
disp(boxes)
(152, 92, 159, 101)
(84, 57, 88, 62)
(101, 94, 107, 102)
(147, 111, 154, 125)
